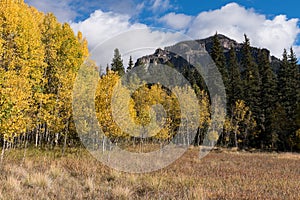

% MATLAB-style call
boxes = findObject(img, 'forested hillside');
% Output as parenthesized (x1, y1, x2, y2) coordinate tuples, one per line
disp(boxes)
(0, 0, 299, 157)
(132, 34, 300, 151)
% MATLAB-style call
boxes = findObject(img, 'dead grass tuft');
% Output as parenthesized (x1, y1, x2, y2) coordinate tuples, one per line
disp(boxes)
(25, 172, 51, 189)
(112, 185, 133, 199)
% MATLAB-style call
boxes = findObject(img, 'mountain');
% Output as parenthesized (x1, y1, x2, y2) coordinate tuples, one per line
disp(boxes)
(134, 34, 282, 73)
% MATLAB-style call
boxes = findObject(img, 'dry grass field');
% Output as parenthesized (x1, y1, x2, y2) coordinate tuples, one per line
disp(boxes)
(0, 147, 299, 200)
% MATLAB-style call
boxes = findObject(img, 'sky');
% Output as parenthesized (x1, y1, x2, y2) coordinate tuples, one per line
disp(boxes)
(24, 0, 300, 68)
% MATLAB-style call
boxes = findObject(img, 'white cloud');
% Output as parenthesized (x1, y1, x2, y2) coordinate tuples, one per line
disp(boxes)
(71, 3, 300, 69)
(159, 12, 193, 30)
(292, 46, 300, 60)
(187, 3, 300, 58)
(151, 0, 171, 12)
(71, 10, 186, 70)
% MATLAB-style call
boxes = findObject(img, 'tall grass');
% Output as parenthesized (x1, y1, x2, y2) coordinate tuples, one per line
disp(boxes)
(0, 147, 299, 199)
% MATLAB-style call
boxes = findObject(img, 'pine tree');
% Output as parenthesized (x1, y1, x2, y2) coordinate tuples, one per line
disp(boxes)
(287, 48, 299, 121)
(258, 49, 277, 148)
(127, 55, 134, 72)
(287, 48, 300, 150)
(241, 35, 261, 119)
(111, 48, 125, 76)
(211, 33, 229, 88)
(277, 49, 289, 105)
(227, 47, 243, 108)
(277, 47, 299, 119)
(210, 33, 229, 98)
(277, 49, 291, 150)
(240, 34, 261, 148)
(277, 48, 300, 151)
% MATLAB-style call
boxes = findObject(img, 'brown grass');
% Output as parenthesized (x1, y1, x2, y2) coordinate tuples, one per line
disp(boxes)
(0, 147, 299, 199)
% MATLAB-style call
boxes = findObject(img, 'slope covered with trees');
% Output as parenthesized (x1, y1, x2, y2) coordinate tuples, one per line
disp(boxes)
(0, 1, 299, 155)
(135, 33, 300, 151)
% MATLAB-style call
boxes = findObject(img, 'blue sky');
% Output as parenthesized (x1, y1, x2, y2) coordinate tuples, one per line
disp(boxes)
(25, 0, 300, 22)
(24, 0, 300, 67)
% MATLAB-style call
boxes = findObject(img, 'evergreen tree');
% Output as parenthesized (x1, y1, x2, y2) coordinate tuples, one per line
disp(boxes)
(111, 48, 125, 76)
(127, 55, 134, 72)
(277, 49, 291, 150)
(287, 47, 299, 121)
(241, 34, 261, 119)
(277, 49, 289, 105)
(277, 48, 300, 151)
(287, 48, 300, 150)
(258, 49, 278, 148)
(240, 34, 261, 147)
(211, 33, 229, 93)
(227, 47, 243, 107)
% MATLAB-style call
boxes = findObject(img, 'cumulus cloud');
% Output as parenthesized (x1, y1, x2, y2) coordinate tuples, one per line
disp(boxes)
(187, 3, 300, 58)
(159, 12, 193, 30)
(292, 45, 300, 60)
(71, 10, 186, 71)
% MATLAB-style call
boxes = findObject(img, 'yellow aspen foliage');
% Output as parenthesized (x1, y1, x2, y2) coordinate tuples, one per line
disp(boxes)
(0, 0, 45, 140)
(95, 71, 126, 139)
(132, 84, 174, 140)
(56, 23, 86, 132)
(40, 14, 87, 135)
(77, 31, 89, 59)
(73, 60, 99, 139)
(224, 100, 256, 147)
(0, 1, 89, 144)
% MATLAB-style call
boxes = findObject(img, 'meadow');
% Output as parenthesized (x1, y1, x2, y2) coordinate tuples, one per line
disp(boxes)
(0, 147, 299, 200)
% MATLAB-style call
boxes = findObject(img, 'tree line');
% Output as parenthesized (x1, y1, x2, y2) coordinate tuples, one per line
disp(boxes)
(107, 34, 300, 152)
(210, 34, 300, 151)
(0, 1, 299, 156)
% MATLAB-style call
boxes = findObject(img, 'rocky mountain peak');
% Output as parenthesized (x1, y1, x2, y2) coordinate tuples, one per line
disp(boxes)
(134, 34, 281, 72)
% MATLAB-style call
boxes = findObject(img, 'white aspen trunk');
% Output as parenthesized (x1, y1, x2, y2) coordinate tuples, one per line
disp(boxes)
(1, 139, 6, 165)
(102, 136, 105, 153)
(35, 126, 39, 147)
(55, 133, 59, 146)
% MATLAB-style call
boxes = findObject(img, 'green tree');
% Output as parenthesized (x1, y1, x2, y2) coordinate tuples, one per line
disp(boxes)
(287, 48, 299, 123)
(211, 33, 229, 88)
(227, 47, 243, 109)
(277, 48, 300, 150)
(111, 48, 125, 76)
(241, 35, 261, 122)
(258, 49, 278, 149)
(127, 55, 134, 72)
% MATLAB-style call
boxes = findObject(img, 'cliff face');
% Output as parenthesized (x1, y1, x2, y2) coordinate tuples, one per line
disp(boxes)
(134, 34, 281, 72)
